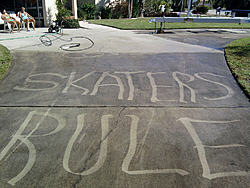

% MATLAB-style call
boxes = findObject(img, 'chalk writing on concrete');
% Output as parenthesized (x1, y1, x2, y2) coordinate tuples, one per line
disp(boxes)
(14, 73, 67, 91)
(62, 71, 95, 95)
(177, 117, 249, 179)
(147, 72, 175, 102)
(13, 71, 234, 103)
(63, 114, 112, 175)
(0, 110, 65, 186)
(90, 72, 124, 99)
(173, 72, 196, 103)
(115, 71, 144, 100)
(122, 115, 189, 176)
(194, 73, 234, 100)
(1, 111, 248, 186)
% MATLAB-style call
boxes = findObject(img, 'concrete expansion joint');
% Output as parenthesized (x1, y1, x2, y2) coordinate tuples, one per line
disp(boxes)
(98, 39, 111, 53)
(0, 105, 249, 109)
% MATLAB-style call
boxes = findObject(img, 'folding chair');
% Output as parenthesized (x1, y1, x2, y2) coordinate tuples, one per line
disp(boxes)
(3, 20, 18, 33)
(21, 21, 34, 30)
(18, 12, 34, 30)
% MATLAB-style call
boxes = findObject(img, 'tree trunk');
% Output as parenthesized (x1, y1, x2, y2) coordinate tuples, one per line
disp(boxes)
(128, 0, 133, 18)
(139, 0, 144, 17)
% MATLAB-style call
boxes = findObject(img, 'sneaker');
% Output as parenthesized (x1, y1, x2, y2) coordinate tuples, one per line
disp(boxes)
(27, 30, 30, 32)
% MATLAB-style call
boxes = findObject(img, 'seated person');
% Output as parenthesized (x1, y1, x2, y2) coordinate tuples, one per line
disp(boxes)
(1, 9, 21, 33)
(19, 7, 35, 31)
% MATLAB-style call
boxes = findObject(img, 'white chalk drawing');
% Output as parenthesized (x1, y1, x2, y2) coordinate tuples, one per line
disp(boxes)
(13, 71, 234, 103)
(0, 110, 65, 186)
(62, 71, 95, 95)
(90, 72, 124, 100)
(194, 73, 234, 100)
(177, 117, 249, 180)
(122, 115, 189, 176)
(1, 111, 250, 186)
(135, 109, 155, 159)
(63, 114, 113, 175)
(115, 71, 144, 100)
(14, 73, 67, 91)
(147, 72, 175, 103)
(172, 72, 196, 103)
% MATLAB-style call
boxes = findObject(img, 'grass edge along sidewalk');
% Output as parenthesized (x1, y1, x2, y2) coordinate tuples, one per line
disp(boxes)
(225, 37, 250, 100)
(0, 44, 12, 81)
(88, 17, 250, 30)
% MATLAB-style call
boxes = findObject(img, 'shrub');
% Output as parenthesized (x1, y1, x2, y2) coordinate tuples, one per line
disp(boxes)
(78, 2, 97, 20)
(144, 0, 172, 17)
(63, 19, 80, 28)
(192, 9, 199, 14)
(112, 2, 128, 19)
(112, 11, 122, 19)
(132, 0, 140, 18)
(100, 6, 113, 19)
(56, 0, 72, 23)
(98, 0, 140, 19)
(196, 6, 209, 14)
(213, 0, 250, 10)
(153, 0, 171, 13)
(171, 0, 182, 12)
(78, 8, 87, 20)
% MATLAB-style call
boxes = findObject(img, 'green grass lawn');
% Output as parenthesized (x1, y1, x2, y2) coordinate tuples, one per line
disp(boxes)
(225, 38, 250, 99)
(0, 44, 12, 81)
(88, 17, 250, 30)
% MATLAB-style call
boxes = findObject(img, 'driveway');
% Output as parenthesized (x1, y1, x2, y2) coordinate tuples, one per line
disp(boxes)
(0, 25, 250, 187)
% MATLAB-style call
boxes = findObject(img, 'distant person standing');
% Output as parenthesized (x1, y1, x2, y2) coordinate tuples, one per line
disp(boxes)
(161, 5, 165, 17)
(19, 7, 35, 31)
(1, 9, 21, 33)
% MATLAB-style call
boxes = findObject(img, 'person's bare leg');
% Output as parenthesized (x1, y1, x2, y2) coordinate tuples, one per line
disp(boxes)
(32, 19, 35, 30)
(9, 21, 15, 33)
(11, 24, 16, 33)
(25, 19, 29, 31)
(16, 21, 21, 32)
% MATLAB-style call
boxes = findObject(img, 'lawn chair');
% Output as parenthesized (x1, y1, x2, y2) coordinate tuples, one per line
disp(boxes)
(3, 20, 12, 33)
(18, 12, 34, 30)
(3, 19, 18, 33)
(20, 19, 34, 30)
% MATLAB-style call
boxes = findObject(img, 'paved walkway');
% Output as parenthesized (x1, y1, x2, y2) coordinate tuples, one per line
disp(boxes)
(0, 24, 250, 187)
(0, 24, 222, 53)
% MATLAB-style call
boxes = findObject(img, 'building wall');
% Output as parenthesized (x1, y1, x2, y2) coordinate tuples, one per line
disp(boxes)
(43, 0, 57, 26)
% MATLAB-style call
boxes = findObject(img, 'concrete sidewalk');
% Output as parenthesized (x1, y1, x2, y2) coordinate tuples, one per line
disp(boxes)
(0, 24, 225, 53)
(1, 24, 249, 54)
